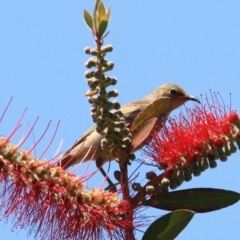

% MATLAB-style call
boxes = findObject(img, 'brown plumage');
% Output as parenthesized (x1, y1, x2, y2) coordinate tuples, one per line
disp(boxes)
(58, 83, 199, 169)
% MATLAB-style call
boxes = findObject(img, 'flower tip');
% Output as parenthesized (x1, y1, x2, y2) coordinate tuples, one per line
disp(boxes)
(164, 167, 175, 179)
(228, 111, 239, 123)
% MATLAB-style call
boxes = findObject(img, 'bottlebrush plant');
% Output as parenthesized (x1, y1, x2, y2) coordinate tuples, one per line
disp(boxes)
(0, 1, 239, 240)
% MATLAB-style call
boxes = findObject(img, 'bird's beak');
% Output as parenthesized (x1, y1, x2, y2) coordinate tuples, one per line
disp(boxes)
(186, 95, 200, 104)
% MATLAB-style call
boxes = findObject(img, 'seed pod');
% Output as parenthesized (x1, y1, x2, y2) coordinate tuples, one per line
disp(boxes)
(161, 177, 170, 187)
(90, 48, 98, 56)
(146, 171, 157, 180)
(112, 100, 121, 110)
(84, 47, 91, 54)
(101, 44, 113, 53)
(106, 61, 114, 69)
(129, 153, 136, 160)
(85, 70, 95, 78)
(132, 183, 141, 191)
(107, 89, 119, 98)
(94, 71, 103, 79)
(146, 185, 155, 193)
(114, 171, 121, 181)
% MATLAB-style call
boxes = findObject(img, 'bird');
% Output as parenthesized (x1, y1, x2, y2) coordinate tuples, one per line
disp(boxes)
(58, 83, 200, 186)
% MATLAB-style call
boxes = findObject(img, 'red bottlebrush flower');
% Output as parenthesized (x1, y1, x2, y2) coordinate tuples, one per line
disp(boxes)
(0, 138, 132, 240)
(144, 95, 240, 189)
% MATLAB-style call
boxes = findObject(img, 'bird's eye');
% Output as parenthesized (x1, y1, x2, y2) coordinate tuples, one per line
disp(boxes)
(169, 88, 177, 95)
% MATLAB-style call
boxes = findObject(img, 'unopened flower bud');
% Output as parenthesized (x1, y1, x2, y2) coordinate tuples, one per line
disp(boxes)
(224, 143, 231, 156)
(94, 71, 103, 79)
(99, 88, 107, 97)
(85, 70, 94, 78)
(99, 57, 107, 66)
(161, 177, 170, 187)
(106, 101, 114, 110)
(114, 110, 124, 118)
(90, 106, 97, 113)
(110, 77, 117, 85)
(91, 97, 101, 106)
(91, 112, 97, 119)
(129, 153, 135, 160)
(164, 167, 175, 179)
(106, 61, 114, 68)
(105, 76, 117, 86)
(96, 124, 105, 134)
(209, 159, 217, 168)
(88, 96, 96, 104)
(122, 137, 131, 145)
(101, 44, 113, 53)
(85, 58, 98, 68)
(101, 112, 109, 120)
(146, 185, 155, 193)
(90, 48, 98, 56)
(84, 47, 91, 54)
(146, 171, 157, 180)
(118, 128, 130, 138)
(132, 183, 141, 191)
(170, 180, 178, 190)
(107, 90, 118, 98)
(218, 148, 227, 161)
(176, 170, 184, 185)
(112, 100, 121, 110)
(114, 171, 121, 181)
(101, 138, 108, 149)
(228, 142, 237, 153)
(192, 163, 201, 176)
(199, 157, 209, 171)
(114, 121, 126, 130)
(87, 78, 99, 89)
(96, 116, 104, 123)
(184, 172, 192, 182)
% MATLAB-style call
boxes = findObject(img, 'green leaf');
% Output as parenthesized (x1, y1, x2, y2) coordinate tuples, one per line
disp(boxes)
(94, 0, 101, 13)
(98, 1, 106, 18)
(106, 6, 111, 20)
(93, 0, 101, 32)
(97, 15, 109, 37)
(130, 97, 170, 133)
(83, 10, 93, 30)
(143, 188, 240, 213)
(94, 11, 99, 32)
(142, 210, 195, 240)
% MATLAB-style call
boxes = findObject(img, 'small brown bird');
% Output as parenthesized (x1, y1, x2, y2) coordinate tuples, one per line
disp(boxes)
(58, 83, 199, 184)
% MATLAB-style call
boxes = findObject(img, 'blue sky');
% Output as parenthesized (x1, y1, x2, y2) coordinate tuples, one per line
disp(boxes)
(1, 1, 240, 239)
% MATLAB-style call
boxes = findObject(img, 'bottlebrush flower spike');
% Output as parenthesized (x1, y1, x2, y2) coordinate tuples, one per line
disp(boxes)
(0, 137, 131, 240)
(144, 94, 240, 190)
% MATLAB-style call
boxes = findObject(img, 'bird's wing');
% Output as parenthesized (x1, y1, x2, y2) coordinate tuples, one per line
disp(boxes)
(120, 99, 150, 124)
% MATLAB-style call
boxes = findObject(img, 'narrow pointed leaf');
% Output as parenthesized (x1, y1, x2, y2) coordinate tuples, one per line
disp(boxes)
(130, 97, 170, 133)
(143, 188, 240, 213)
(98, 16, 109, 37)
(95, 11, 100, 30)
(93, 0, 101, 32)
(106, 6, 111, 19)
(83, 10, 93, 30)
(98, 1, 106, 17)
(132, 117, 157, 150)
(94, 0, 101, 13)
(142, 210, 195, 240)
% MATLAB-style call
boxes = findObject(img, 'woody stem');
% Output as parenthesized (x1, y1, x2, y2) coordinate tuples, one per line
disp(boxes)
(119, 155, 135, 240)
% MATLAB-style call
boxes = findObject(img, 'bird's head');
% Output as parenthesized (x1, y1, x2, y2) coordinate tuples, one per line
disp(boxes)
(147, 83, 200, 111)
